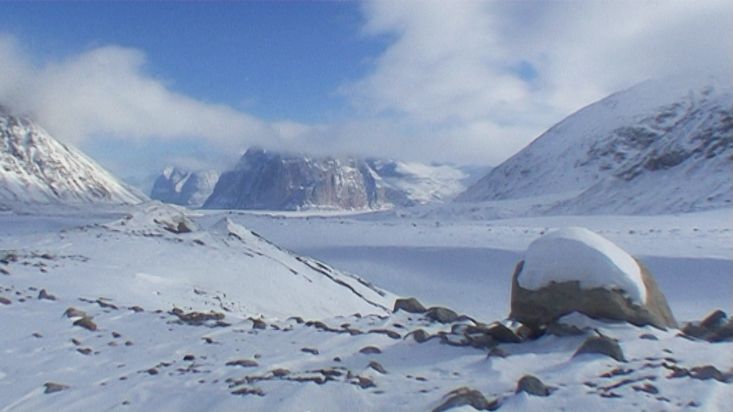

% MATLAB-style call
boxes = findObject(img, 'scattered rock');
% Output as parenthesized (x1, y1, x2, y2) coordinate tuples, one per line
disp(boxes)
(183, 354, 195, 362)
(43, 382, 69, 394)
(406, 329, 431, 343)
(0, 296, 10, 305)
(510, 230, 677, 331)
(146, 368, 159, 375)
(689, 365, 731, 382)
(574, 335, 626, 362)
(682, 310, 733, 342)
(38, 289, 56, 300)
(359, 346, 382, 355)
(128, 306, 144, 313)
(393, 297, 427, 314)
(516, 375, 551, 397)
(64, 307, 87, 318)
(632, 383, 659, 394)
(425, 306, 460, 324)
(112, 331, 122, 339)
(482, 322, 521, 343)
(231, 386, 265, 396)
(368, 329, 401, 339)
(73, 317, 98, 332)
(368, 361, 387, 374)
(301, 347, 319, 355)
(639, 333, 658, 340)
(433, 387, 499, 412)
(0, 268, 9, 275)
(356, 376, 376, 389)
(271, 368, 290, 377)
(170, 308, 225, 326)
(226, 359, 259, 368)
(76, 347, 93, 355)
(250, 318, 267, 330)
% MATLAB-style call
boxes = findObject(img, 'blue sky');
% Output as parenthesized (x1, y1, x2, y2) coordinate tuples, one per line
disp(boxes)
(0, 1, 384, 123)
(0, 1, 730, 185)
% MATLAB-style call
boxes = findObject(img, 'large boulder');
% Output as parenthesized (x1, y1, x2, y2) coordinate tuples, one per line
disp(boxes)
(510, 227, 676, 330)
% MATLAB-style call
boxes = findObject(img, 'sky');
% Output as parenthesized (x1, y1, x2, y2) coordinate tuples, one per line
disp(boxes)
(0, 0, 731, 184)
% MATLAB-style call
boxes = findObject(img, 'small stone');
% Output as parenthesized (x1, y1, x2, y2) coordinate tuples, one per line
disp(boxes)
(225, 359, 259, 368)
(38, 289, 56, 301)
(700, 310, 727, 330)
(574, 335, 626, 362)
(516, 375, 551, 397)
(0, 296, 10, 305)
(433, 387, 499, 412)
(632, 383, 659, 394)
(77, 347, 92, 355)
(128, 306, 144, 313)
(406, 329, 431, 343)
(112, 331, 122, 339)
(359, 346, 382, 355)
(64, 307, 87, 318)
(124, 340, 134, 346)
(183, 354, 195, 361)
(301, 347, 319, 355)
(546, 321, 586, 337)
(689, 365, 730, 382)
(146, 368, 158, 375)
(369, 328, 401, 339)
(250, 318, 267, 330)
(231, 386, 265, 396)
(356, 376, 376, 389)
(43, 382, 69, 394)
(393, 297, 427, 314)
(271, 368, 290, 377)
(425, 306, 459, 323)
(639, 333, 658, 340)
(483, 322, 521, 343)
(368, 361, 387, 374)
(73, 317, 98, 332)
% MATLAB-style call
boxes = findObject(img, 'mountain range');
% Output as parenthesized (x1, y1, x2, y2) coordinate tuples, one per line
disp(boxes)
(457, 73, 732, 215)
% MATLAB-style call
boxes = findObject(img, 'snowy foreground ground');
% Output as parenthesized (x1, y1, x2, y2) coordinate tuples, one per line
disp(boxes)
(1, 204, 731, 411)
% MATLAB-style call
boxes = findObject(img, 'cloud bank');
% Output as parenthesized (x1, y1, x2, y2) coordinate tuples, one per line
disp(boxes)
(1, 0, 731, 174)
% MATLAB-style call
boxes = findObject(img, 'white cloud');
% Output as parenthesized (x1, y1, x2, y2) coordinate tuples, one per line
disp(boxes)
(0, 36, 276, 154)
(342, 0, 733, 164)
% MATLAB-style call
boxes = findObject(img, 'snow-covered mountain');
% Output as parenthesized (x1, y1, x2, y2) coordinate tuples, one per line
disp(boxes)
(150, 167, 219, 208)
(457, 74, 732, 215)
(203, 148, 471, 211)
(0, 109, 145, 207)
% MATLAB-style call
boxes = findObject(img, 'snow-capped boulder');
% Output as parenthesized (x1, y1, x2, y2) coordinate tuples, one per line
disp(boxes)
(510, 227, 676, 330)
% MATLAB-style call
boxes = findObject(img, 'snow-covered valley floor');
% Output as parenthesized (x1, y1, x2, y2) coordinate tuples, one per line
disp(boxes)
(1, 205, 731, 411)
(214, 208, 732, 322)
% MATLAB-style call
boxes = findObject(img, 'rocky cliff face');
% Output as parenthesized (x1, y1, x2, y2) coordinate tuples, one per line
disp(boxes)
(457, 74, 732, 214)
(150, 167, 219, 208)
(203, 148, 407, 211)
(0, 109, 144, 207)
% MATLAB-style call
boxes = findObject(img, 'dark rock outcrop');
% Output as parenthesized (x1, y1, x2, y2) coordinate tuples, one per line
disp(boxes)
(574, 335, 626, 362)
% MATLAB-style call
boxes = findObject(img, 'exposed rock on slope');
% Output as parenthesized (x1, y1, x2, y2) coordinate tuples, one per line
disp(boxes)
(150, 167, 219, 208)
(201, 148, 475, 211)
(457, 74, 732, 214)
(510, 227, 676, 329)
(0, 109, 144, 206)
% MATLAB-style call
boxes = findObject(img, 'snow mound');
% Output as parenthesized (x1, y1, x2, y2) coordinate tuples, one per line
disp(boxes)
(519, 227, 646, 304)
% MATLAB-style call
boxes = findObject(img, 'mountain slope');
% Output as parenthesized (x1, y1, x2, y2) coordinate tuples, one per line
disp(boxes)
(150, 167, 219, 208)
(457, 74, 732, 214)
(203, 148, 473, 211)
(0, 109, 144, 206)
